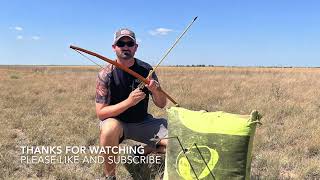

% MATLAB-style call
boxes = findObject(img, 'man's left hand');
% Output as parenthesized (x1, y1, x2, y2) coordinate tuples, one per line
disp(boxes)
(145, 79, 160, 93)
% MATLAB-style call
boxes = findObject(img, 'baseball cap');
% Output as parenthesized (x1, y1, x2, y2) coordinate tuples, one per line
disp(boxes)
(113, 28, 136, 44)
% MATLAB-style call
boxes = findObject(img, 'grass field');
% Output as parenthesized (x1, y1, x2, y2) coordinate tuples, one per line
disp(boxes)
(0, 65, 320, 179)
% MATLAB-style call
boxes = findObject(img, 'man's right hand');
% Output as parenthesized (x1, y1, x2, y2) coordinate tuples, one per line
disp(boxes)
(126, 88, 146, 106)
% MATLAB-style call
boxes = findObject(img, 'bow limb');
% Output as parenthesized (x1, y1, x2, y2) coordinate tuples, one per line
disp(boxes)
(70, 45, 149, 84)
(70, 45, 179, 106)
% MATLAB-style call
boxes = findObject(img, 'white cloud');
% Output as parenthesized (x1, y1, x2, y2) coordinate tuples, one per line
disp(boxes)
(16, 35, 23, 40)
(31, 36, 40, 40)
(14, 26, 23, 31)
(149, 28, 173, 36)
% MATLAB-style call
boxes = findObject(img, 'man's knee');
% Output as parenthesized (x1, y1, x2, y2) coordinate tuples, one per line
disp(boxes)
(100, 118, 123, 140)
(158, 138, 168, 146)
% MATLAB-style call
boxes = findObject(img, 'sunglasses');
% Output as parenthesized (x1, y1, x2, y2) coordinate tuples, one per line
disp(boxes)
(116, 41, 135, 47)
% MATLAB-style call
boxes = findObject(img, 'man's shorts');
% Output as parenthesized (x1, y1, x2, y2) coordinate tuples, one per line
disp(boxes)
(99, 114, 168, 148)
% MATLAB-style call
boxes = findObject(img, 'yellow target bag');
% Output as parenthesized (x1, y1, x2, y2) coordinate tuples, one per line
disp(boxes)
(164, 107, 261, 180)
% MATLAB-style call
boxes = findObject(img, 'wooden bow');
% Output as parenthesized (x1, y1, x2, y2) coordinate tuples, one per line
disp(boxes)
(70, 45, 178, 106)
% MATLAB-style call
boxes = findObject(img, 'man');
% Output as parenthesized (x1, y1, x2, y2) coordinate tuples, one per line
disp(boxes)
(96, 28, 168, 179)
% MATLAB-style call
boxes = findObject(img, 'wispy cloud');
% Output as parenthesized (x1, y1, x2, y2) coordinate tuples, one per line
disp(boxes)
(16, 35, 23, 40)
(31, 36, 40, 40)
(14, 26, 23, 31)
(149, 28, 173, 36)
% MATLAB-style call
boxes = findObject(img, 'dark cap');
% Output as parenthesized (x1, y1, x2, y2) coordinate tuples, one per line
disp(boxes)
(113, 28, 136, 44)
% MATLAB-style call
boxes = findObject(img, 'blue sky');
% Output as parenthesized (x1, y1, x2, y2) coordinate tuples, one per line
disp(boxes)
(0, 0, 319, 67)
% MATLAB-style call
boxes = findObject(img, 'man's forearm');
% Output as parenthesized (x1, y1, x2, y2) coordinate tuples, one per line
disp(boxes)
(96, 99, 132, 120)
(152, 89, 167, 108)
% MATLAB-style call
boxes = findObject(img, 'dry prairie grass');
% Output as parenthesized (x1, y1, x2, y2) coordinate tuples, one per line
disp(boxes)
(0, 65, 319, 179)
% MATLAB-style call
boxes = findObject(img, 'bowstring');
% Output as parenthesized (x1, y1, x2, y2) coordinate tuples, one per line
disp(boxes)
(73, 49, 105, 70)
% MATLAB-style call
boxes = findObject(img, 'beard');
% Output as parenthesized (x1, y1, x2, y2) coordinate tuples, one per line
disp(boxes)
(117, 50, 133, 60)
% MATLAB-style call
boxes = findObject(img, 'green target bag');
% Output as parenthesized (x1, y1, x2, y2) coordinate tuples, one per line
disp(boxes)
(164, 107, 261, 180)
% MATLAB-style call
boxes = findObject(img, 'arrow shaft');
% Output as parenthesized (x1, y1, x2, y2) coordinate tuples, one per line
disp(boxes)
(148, 16, 198, 78)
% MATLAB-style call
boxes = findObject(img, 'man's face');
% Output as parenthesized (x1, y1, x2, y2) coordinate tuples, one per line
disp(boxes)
(112, 37, 138, 60)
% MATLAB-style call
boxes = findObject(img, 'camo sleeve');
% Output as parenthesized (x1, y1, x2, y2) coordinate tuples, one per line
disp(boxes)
(95, 66, 112, 104)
